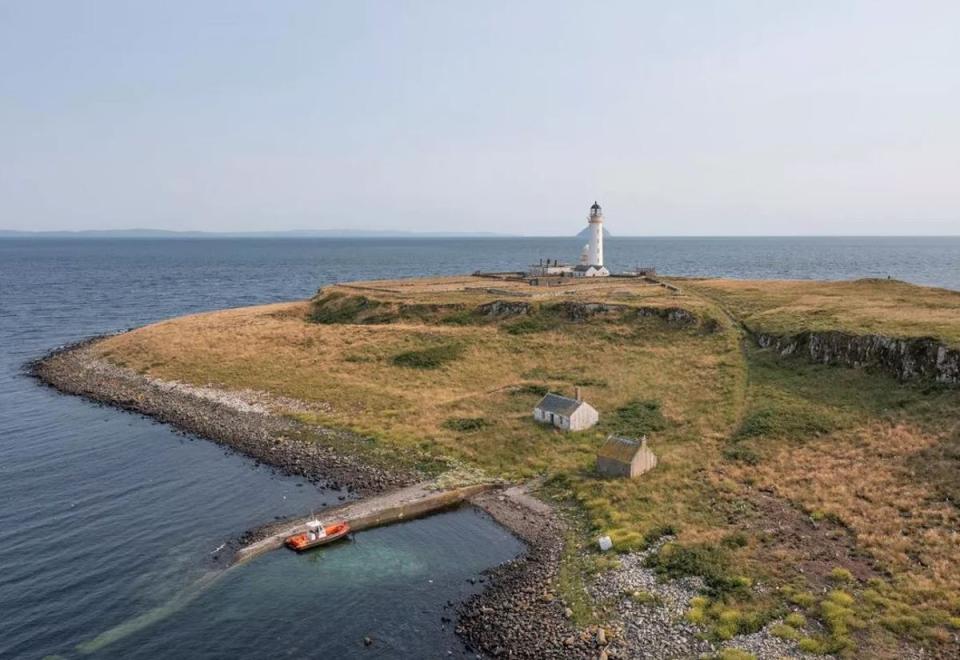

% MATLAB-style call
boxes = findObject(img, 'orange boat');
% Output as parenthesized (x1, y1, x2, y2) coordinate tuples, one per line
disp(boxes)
(285, 520, 351, 552)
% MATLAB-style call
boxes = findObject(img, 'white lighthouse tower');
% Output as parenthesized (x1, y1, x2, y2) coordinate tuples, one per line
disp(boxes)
(573, 201, 610, 277)
(587, 201, 604, 267)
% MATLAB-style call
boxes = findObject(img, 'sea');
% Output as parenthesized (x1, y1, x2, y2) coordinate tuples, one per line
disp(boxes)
(1, 236, 958, 659)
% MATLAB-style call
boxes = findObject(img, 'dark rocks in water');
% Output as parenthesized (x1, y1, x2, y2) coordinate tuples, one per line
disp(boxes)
(754, 329, 960, 384)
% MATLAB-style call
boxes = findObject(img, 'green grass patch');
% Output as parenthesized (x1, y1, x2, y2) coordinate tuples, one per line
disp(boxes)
(502, 314, 561, 335)
(627, 589, 662, 606)
(784, 612, 807, 627)
(442, 417, 490, 433)
(607, 399, 668, 437)
(829, 567, 854, 583)
(643, 542, 748, 599)
(770, 623, 800, 640)
(642, 523, 677, 548)
(310, 292, 383, 324)
(722, 443, 760, 465)
(391, 343, 464, 369)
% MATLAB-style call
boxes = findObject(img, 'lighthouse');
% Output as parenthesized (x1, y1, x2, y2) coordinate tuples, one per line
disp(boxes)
(572, 201, 610, 278)
(587, 201, 604, 267)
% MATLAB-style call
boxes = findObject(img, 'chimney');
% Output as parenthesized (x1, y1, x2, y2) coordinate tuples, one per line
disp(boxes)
(575, 386, 582, 401)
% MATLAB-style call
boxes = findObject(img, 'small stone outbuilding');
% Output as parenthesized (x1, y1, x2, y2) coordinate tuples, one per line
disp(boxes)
(533, 389, 598, 431)
(597, 435, 657, 479)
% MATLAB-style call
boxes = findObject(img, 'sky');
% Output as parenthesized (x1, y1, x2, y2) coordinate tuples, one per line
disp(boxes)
(1, 1, 958, 236)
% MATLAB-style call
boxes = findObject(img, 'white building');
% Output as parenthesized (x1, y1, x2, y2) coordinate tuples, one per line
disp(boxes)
(573, 202, 609, 278)
(533, 389, 599, 431)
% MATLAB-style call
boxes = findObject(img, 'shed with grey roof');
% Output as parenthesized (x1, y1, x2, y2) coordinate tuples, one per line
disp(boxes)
(597, 435, 657, 479)
(533, 389, 599, 431)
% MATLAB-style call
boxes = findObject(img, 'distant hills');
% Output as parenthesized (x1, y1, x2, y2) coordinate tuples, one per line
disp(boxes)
(0, 228, 511, 238)
(0, 227, 616, 238)
(576, 226, 612, 239)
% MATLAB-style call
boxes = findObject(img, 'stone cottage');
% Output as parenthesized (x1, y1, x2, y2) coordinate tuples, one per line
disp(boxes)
(597, 435, 657, 478)
(533, 388, 598, 431)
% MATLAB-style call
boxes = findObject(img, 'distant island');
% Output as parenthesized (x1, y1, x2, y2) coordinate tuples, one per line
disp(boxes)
(0, 228, 513, 238)
(1, 226, 606, 239)
(576, 225, 612, 239)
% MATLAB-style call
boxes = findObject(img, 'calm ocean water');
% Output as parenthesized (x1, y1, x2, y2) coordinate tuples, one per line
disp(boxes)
(1, 236, 958, 659)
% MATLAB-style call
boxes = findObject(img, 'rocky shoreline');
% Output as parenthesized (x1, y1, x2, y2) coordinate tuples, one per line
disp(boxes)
(30, 337, 418, 496)
(29, 338, 586, 658)
(460, 487, 602, 659)
(28, 338, 824, 660)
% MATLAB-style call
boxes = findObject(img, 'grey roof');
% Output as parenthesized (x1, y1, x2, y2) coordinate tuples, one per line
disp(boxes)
(598, 435, 643, 462)
(535, 393, 584, 416)
(573, 264, 595, 272)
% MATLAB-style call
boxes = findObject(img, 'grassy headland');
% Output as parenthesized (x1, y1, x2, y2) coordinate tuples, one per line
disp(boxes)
(91, 275, 960, 657)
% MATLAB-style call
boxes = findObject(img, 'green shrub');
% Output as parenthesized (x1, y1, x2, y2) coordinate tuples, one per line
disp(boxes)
(440, 310, 481, 326)
(798, 637, 827, 654)
(829, 567, 854, 583)
(609, 399, 668, 436)
(826, 589, 855, 608)
(712, 650, 756, 660)
(502, 315, 559, 335)
(784, 612, 806, 628)
(642, 523, 677, 548)
(723, 444, 760, 465)
(880, 614, 923, 636)
(392, 343, 463, 369)
(721, 531, 749, 549)
(627, 590, 661, 606)
(736, 408, 779, 438)
(310, 293, 381, 323)
(442, 417, 490, 433)
(790, 591, 816, 608)
(770, 623, 799, 640)
(687, 605, 707, 624)
(643, 542, 744, 598)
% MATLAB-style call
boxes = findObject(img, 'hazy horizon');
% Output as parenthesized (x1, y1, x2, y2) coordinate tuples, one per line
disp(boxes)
(2, 2, 958, 236)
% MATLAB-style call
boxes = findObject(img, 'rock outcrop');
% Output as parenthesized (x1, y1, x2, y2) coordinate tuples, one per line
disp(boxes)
(754, 329, 960, 385)
(476, 300, 532, 317)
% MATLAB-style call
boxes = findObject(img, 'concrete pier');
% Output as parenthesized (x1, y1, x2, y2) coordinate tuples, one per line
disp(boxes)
(233, 482, 494, 564)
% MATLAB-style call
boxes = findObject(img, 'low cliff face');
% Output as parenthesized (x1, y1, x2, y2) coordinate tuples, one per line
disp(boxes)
(312, 291, 708, 330)
(550, 301, 698, 326)
(754, 329, 960, 385)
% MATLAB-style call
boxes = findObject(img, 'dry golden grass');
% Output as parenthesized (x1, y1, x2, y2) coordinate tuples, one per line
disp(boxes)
(94, 274, 960, 653)
(735, 422, 960, 610)
(682, 278, 960, 345)
(94, 277, 745, 551)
